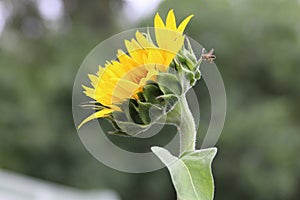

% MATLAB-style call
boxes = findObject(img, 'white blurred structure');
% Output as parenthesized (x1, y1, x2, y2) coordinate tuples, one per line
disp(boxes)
(0, 169, 120, 200)
(123, 0, 163, 22)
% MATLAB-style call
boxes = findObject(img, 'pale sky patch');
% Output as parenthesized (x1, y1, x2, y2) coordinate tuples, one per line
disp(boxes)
(36, 0, 64, 21)
(123, 0, 163, 22)
(0, 1, 12, 36)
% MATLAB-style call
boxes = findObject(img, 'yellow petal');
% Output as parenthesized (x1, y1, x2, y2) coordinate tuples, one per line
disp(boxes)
(154, 49, 165, 64)
(154, 13, 165, 29)
(139, 69, 159, 86)
(135, 31, 154, 49)
(146, 49, 164, 65)
(117, 49, 137, 70)
(112, 78, 140, 96)
(88, 74, 99, 88)
(78, 108, 112, 129)
(125, 40, 144, 64)
(155, 24, 184, 57)
(177, 14, 194, 33)
(166, 9, 177, 30)
(131, 38, 143, 50)
(97, 65, 104, 76)
(82, 85, 95, 99)
(155, 29, 184, 58)
(96, 96, 112, 106)
(142, 53, 148, 64)
(103, 63, 124, 79)
(111, 61, 127, 77)
(163, 51, 177, 66)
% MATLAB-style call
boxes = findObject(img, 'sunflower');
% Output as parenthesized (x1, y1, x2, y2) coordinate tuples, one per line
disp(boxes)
(78, 9, 193, 129)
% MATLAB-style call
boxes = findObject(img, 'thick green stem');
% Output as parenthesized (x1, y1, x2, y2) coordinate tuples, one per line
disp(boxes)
(165, 94, 201, 200)
(177, 94, 197, 155)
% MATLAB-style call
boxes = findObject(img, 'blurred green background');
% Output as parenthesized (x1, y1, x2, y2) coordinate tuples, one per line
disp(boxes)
(1, 0, 300, 199)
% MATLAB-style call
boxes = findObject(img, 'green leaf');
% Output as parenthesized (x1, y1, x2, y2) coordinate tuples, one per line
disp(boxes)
(151, 146, 217, 200)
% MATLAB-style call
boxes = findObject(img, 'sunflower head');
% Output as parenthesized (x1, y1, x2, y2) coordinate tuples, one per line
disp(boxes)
(78, 10, 202, 135)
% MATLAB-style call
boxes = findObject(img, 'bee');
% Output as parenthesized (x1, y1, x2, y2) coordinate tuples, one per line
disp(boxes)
(201, 48, 216, 63)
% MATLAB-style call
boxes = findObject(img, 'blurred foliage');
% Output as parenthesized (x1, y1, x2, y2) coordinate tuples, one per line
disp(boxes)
(0, 0, 300, 200)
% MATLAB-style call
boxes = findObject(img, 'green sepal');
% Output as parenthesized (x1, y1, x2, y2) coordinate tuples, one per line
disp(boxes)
(128, 99, 144, 124)
(136, 91, 146, 102)
(111, 98, 166, 135)
(181, 67, 195, 81)
(157, 94, 179, 113)
(111, 111, 127, 122)
(157, 73, 182, 95)
(107, 130, 130, 137)
(185, 39, 198, 63)
(98, 116, 131, 137)
(177, 53, 187, 66)
(137, 101, 164, 124)
(118, 99, 143, 125)
(195, 69, 201, 80)
(143, 83, 163, 104)
(172, 37, 203, 89)
(115, 121, 149, 136)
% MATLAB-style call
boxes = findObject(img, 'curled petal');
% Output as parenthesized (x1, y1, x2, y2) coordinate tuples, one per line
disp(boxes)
(177, 15, 194, 33)
(78, 108, 112, 129)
